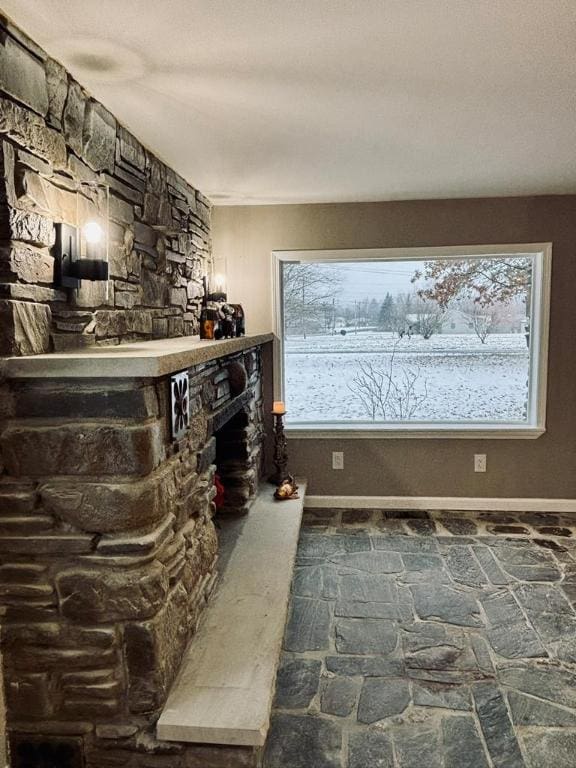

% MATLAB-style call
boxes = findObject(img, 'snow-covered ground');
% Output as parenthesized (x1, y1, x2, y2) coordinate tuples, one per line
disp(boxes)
(284, 332, 530, 423)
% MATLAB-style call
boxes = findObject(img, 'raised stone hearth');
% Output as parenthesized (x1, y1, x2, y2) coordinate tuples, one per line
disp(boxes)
(0, 334, 273, 767)
(158, 482, 306, 751)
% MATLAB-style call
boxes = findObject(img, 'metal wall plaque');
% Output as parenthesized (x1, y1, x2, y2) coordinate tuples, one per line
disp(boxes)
(171, 371, 190, 440)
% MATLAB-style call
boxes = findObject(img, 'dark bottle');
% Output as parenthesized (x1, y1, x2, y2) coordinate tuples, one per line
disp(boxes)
(199, 278, 214, 340)
(232, 304, 245, 336)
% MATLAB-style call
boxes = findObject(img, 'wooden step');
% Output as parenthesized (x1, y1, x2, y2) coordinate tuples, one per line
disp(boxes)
(156, 481, 306, 747)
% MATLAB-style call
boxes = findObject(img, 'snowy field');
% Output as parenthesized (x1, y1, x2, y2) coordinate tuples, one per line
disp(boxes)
(284, 332, 530, 423)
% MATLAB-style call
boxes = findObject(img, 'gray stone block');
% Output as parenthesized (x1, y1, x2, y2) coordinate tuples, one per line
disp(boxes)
(274, 658, 321, 709)
(442, 715, 489, 768)
(320, 677, 358, 716)
(0, 33, 48, 115)
(45, 57, 68, 128)
(348, 729, 394, 768)
(523, 730, 576, 768)
(335, 618, 398, 655)
(284, 597, 332, 652)
(357, 677, 410, 723)
(325, 656, 405, 677)
(83, 100, 116, 171)
(472, 682, 524, 768)
(507, 690, 576, 726)
(63, 80, 86, 155)
(410, 582, 483, 627)
(264, 714, 341, 768)
(412, 679, 472, 710)
(393, 724, 443, 768)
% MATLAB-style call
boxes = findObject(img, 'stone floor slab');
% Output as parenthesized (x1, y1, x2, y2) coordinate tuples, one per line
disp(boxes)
(335, 618, 398, 655)
(507, 689, 576, 726)
(523, 730, 576, 768)
(412, 679, 472, 710)
(357, 677, 410, 723)
(472, 682, 525, 768)
(320, 677, 359, 717)
(274, 657, 322, 710)
(329, 550, 403, 574)
(347, 729, 394, 768)
(284, 597, 332, 653)
(338, 572, 397, 602)
(442, 715, 490, 768)
(410, 582, 483, 627)
(393, 724, 444, 768)
(264, 714, 341, 768)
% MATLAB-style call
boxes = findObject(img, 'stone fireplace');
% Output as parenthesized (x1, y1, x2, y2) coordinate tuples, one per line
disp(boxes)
(0, 14, 285, 767)
(0, 334, 274, 768)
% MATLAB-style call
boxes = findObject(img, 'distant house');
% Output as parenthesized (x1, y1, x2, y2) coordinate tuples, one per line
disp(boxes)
(440, 309, 475, 334)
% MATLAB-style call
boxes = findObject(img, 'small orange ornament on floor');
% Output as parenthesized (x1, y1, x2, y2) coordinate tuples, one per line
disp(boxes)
(274, 475, 299, 501)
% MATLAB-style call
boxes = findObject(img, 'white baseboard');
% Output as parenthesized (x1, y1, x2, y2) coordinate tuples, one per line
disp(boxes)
(305, 495, 576, 514)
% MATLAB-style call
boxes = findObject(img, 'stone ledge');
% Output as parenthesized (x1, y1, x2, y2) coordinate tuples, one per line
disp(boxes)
(156, 480, 306, 747)
(0, 333, 274, 379)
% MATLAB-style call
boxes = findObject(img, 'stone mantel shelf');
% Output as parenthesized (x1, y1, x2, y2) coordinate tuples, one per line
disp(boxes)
(0, 333, 275, 380)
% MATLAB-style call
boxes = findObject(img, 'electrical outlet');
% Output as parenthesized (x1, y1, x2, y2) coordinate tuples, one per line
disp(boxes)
(474, 454, 487, 473)
(332, 451, 344, 470)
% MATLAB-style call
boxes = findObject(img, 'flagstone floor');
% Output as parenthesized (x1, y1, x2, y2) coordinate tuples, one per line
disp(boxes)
(263, 509, 576, 768)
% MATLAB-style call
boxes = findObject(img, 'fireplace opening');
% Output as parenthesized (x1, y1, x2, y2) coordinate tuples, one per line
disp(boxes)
(214, 408, 259, 516)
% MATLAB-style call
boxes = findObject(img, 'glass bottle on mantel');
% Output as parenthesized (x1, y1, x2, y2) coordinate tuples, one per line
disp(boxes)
(199, 277, 215, 340)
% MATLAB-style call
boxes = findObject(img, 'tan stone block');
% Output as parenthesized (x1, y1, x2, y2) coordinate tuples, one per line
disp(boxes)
(1, 421, 165, 477)
(0, 282, 65, 302)
(0, 244, 54, 284)
(0, 208, 55, 247)
(15, 167, 79, 224)
(0, 299, 51, 356)
(125, 582, 188, 712)
(0, 97, 67, 168)
(4, 623, 115, 650)
(57, 562, 169, 622)
(0, 533, 94, 555)
(40, 467, 176, 533)
(9, 646, 118, 671)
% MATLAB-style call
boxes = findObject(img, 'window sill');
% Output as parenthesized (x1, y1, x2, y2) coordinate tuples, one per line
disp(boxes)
(285, 424, 546, 439)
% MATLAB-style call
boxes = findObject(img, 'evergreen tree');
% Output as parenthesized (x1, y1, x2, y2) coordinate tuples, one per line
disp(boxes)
(378, 293, 395, 330)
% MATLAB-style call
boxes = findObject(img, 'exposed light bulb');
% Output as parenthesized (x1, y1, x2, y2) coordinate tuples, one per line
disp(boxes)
(83, 221, 103, 244)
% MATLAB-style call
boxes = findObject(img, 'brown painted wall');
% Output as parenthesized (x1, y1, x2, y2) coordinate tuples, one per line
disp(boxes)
(213, 196, 576, 499)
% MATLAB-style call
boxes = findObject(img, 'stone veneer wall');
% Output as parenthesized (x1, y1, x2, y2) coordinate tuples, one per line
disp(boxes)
(0, 345, 265, 768)
(0, 16, 211, 357)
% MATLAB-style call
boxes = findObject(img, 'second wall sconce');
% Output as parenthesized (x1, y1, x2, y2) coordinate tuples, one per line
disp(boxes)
(55, 181, 109, 288)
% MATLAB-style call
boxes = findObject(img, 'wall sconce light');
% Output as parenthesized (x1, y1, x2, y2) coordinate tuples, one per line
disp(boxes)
(55, 182, 109, 288)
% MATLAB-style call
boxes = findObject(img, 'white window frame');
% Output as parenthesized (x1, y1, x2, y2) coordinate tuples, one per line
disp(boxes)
(272, 243, 552, 439)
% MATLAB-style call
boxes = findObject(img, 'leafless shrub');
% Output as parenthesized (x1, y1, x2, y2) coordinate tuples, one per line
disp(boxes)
(349, 346, 428, 420)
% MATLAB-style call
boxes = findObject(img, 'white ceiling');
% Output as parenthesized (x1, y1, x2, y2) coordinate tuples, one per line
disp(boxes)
(3, 0, 576, 205)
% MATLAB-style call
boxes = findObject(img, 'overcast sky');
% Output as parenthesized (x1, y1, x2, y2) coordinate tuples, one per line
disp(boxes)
(324, 260, 426, 305)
